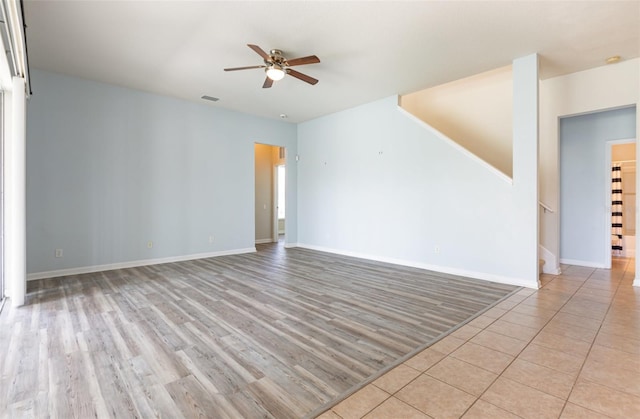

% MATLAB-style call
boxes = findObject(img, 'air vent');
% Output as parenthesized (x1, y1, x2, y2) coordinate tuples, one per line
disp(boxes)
(201, 95, 219, 102)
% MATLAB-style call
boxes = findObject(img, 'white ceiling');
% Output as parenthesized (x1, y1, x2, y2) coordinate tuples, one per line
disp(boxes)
(23, 1, 639, 123)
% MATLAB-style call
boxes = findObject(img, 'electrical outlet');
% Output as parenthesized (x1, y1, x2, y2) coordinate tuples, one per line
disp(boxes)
(209, 235, 214, 243)
(147, 241, 153, 249)
(434, 246, 440, 254)
(55, 249, 63, 258)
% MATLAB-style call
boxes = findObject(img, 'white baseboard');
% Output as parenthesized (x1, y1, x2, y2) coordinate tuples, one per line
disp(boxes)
(559, 258, 606, 269)
(634, 277, 640, 287)
(296, 243, 539, 289)
(255, 238, 274, 244)
(284, 243, 299, 249)
(538, 245, 561, 275)
(27, 247, 257, 281)
(543, 266, 562, 275)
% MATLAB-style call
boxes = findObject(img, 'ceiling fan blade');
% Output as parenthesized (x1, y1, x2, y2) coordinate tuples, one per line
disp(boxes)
(224, 65, 265, 71)
(262, 77, 274, 89)
(287, 69, 319, 85)
(286, 55, 320, 67)
(248, 44, 271, 61)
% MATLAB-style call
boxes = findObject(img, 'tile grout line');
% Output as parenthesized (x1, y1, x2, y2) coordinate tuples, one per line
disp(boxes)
(359, 283, 556, 418)
(360, 284, 561, 418)
(455, 267, 605, 418)
(557, 258, 630, 418)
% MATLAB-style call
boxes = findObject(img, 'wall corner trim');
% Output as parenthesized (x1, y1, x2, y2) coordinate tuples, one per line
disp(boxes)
(26, 247, 257, 281)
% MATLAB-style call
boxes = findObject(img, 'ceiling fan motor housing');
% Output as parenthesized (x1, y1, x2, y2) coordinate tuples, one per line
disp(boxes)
(267, 50, 286, 66)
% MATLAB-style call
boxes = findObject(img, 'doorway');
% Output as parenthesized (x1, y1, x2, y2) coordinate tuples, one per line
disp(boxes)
(609, 140, 636, 267)
(254, 144, 286, 245)
(559, 106, 636, 268)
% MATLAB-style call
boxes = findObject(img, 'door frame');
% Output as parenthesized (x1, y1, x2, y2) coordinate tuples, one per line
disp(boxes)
(272, 164, 279, 243)
(273, 160, 286, 243)
(605, 138, 636, 269)
(254, 143, 286, 245)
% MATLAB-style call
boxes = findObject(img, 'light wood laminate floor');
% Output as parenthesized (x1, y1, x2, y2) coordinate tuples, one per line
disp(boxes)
(1, 243, 517, 418)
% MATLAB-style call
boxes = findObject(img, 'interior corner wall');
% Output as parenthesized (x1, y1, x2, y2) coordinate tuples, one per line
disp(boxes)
(539, 58, 639, 272)
(297, 85, 538, 287)
(26, 69, 297, 276)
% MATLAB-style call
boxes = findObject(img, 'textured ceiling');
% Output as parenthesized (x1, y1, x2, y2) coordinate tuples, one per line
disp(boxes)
(24, 1, 640, 123)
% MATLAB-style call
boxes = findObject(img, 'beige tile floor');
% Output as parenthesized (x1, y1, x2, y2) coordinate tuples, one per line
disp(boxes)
(316, 258, 640, 419)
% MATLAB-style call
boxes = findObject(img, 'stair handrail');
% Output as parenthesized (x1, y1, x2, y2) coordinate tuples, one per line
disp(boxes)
(539, 201, 554, 213)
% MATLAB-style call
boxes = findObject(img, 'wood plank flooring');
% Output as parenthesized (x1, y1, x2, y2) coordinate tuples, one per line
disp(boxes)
(1, 243, 518, 418)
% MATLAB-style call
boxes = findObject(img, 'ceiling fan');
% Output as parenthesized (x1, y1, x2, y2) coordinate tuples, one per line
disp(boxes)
(224, 44, 320, 88)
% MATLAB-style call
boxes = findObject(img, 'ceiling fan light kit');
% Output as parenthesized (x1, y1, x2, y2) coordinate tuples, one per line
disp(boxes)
(224, 44, 320, 88)
(266, 65, 285, 81)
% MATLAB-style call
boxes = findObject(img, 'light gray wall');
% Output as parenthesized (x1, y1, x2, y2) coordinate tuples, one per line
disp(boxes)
(560, 106, 636, 266)
(297, 57, 539, 288)
(26, 69, 297, 274)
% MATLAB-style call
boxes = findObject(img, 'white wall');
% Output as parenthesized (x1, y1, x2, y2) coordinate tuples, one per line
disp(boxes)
(4, 78, 27, 306)
(512, 54, 540, 286)
(297, 56, 539, 288)
(539, 58, 639, 273)
(400, 66, 513, 176)
(559, 107, 636, 267)
(26, 69, 297, 277)
(0, 0, 28, 306)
